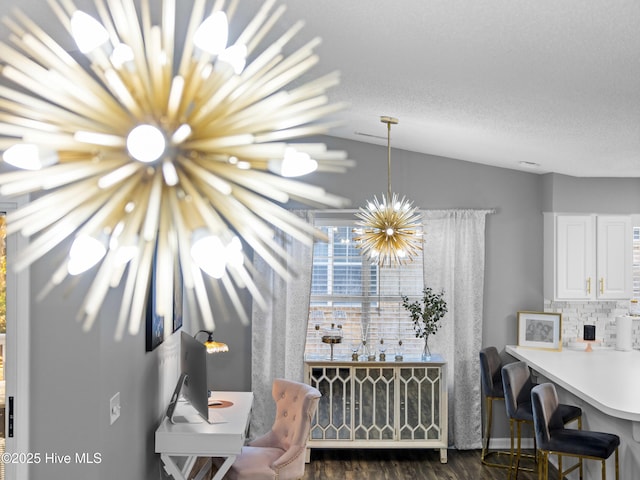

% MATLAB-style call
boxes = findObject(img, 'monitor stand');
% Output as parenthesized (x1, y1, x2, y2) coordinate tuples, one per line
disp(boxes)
(166, 374, 211, 424)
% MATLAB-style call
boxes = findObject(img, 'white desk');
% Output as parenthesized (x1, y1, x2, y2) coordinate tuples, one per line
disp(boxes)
(506, 346, 640, 479)
(155, 391, 253, 480)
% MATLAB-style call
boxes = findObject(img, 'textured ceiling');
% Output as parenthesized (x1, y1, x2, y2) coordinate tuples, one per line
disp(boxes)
(2, 0, 639, 177)
(283, 0, 640, 177)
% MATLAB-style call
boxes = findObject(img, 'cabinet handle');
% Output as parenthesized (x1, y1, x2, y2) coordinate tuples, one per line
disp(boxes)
(600, 278, 604, 295)
(587, 277, 591, 294)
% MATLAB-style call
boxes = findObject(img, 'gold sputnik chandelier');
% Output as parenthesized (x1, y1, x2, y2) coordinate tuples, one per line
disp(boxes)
(0, 0, 351, 338)
(354, 116, 422, 266)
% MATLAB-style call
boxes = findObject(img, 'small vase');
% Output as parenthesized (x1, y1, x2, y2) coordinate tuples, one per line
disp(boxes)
(421, 337, 431, 361)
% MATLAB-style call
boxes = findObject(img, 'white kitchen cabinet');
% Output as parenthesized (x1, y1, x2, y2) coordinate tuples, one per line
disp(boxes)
(544, 213, 632, 301)
(304, 356, 448, 463)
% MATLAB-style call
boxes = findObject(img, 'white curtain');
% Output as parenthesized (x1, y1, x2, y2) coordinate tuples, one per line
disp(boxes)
(422, 209, 492, 449)
(249, 211, 314, 438)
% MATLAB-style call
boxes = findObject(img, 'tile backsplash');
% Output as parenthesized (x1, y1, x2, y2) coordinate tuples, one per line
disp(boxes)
(544, 300, 640, 348)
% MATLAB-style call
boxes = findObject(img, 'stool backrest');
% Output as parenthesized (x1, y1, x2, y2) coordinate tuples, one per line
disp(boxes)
(502, 361, 535, 418)
(531, 383, 565, 449)
(479, 346, 503, 397)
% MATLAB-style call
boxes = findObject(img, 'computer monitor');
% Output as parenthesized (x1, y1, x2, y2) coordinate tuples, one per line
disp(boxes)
(167, 331, 210, 423)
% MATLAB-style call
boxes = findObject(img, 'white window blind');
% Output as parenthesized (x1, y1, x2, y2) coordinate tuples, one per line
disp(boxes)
(304, 218, 426, 360)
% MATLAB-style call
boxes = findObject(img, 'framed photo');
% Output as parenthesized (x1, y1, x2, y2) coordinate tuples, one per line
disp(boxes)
(517, 311, 562, 351)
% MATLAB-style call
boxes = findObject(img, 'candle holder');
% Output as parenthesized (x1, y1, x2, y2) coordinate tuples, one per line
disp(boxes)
(395, 340, 404, 361)
(378, 338, 387, 361)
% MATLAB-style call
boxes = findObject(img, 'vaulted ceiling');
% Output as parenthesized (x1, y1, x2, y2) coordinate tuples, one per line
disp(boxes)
(2, 0, 639, 177)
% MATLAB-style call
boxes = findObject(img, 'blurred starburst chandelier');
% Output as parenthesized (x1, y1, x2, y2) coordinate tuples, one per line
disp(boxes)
(0, 0, 352, 338)
(354, 116, 422, 266)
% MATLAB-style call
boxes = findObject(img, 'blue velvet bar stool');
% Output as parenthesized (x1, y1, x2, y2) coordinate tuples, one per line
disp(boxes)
(531, 383, 619, 480)
(479, 346, 510, 468)
(502, 361, 582, 479)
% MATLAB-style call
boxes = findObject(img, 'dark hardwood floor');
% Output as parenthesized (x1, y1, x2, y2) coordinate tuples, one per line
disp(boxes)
(302, 449, 549, 480)
(195, 448, 554, 479)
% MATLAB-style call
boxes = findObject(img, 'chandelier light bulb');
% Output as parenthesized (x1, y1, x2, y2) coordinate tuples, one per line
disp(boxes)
(218, 44, 248, 75)
(226, 236, 244, 268)
(3, 144, 58, 170)
(193, 11, 229, 55)
(127, 125, 166, 163)
(71, 11, 110, 54)
(191, 230, 227, 279)
(269, 147, 318, 177)
(110, 43, 134, 69)
(386, 227, 395, 236)
(68, 235, 107, 275)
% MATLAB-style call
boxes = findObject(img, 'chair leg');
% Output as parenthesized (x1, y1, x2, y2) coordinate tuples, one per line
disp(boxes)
(615, 447, 619, 480)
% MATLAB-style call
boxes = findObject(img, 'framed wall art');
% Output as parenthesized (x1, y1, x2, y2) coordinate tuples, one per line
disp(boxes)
(517, 311, 562, 351)
(145, 247, 184, 352)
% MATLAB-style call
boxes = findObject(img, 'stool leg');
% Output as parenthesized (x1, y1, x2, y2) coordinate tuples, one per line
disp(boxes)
(579, 457, 583, 480)
(558, 455, 562, 480)
(514, 421, 522, 480)
(509, 419, 515, 480)
(482, 397, 494, 461)
(540, 451, 548, 480)
(615, 447, 619, 480)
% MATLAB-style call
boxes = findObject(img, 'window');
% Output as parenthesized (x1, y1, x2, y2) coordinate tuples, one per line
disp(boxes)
(304, 217, 425, 359)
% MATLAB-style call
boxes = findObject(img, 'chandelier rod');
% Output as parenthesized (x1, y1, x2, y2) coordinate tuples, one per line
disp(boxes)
(381, 116, 398, 199)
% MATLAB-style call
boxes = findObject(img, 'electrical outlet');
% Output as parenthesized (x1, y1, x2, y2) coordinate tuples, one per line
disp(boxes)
(110, 392, 121, 425)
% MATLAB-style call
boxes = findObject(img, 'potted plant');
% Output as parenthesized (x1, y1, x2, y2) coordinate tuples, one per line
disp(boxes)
(401, 287, 448, 360)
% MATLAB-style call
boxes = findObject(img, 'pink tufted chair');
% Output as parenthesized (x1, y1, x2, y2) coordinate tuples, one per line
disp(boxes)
(224, 378, 321, 480)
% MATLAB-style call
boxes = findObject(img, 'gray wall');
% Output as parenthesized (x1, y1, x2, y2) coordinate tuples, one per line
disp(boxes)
(24, 134, 640, 479)
(26, 241, 251, 479)
(542, 173, 640, 213)
(309, 136, 546, 350)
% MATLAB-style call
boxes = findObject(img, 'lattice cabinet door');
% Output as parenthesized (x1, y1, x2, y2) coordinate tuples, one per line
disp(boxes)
(397, 366, 443, 441)
(308, 366, 352, 441)
(353, 367, 395, 440)
(304, 358, 448, 463)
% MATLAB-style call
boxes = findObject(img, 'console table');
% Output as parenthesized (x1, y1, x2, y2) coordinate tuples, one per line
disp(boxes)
(155, 391, 253, 480)
(304, 355, 448, 463)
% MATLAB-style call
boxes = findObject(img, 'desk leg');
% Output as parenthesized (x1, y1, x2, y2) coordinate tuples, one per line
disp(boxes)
(192, 458, 212, 480)
(211, 455, 236, 480)
(160, 453, 194, 480)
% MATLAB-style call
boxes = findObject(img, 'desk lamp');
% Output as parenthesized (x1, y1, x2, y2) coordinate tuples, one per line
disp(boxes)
(194, 330, 229, 354)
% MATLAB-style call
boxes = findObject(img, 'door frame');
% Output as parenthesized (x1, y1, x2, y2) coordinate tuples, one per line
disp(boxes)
(1, 197, 30, 479)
